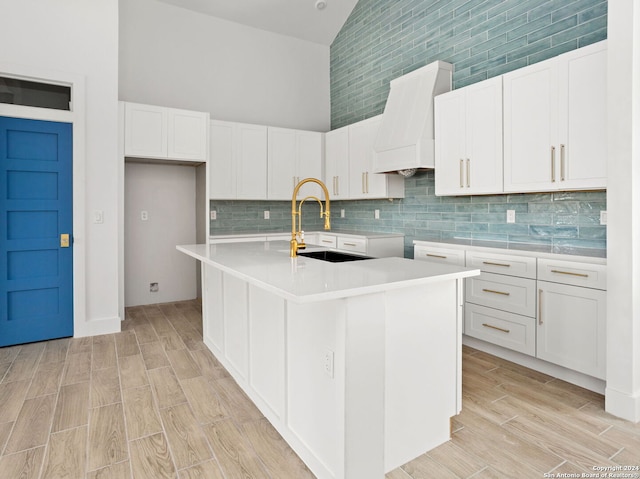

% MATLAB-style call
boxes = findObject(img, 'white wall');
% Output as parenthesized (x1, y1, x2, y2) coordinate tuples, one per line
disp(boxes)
(125, 162, 197, 306)
(0, 0, 120, 337)
(606, 0, 640, 422)
(119, 0, 330, 132)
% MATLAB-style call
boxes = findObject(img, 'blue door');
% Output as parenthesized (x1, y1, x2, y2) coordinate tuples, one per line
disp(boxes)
(0, 116, 73, 347)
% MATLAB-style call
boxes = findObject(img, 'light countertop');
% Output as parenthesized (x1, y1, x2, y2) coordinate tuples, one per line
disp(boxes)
(178, 241, 478, 303)
(413, 238, 606, 263)
(208, 229, 405, 240)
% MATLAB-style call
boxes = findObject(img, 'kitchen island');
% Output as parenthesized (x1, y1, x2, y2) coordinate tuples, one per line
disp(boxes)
(178, 241, 479, 479)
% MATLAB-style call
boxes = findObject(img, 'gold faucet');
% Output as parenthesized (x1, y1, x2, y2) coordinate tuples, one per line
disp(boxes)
(291, 178, 331, 257)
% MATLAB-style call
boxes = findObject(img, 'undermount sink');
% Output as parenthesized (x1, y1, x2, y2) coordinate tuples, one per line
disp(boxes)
(298, 250, 373, 263)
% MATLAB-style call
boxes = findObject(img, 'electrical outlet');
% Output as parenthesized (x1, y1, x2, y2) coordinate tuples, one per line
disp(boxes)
(150, 282, 159, 292)
(210, 210, 217, 220)
(323, 349, 334, 378)
(374, 209, 380, 220)
(264, 210, 270, 220)
(141, 211, 148, 221)
(341, 209, 345, 218)
(506, 210, 516, 223)
(600, 210, 607, 225)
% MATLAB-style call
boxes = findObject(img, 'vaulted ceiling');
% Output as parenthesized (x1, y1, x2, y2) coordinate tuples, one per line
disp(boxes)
(155, 0, 359, 45)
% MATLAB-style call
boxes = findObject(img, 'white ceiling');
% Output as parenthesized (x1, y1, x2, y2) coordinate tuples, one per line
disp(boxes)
(155, 0, 359, 46)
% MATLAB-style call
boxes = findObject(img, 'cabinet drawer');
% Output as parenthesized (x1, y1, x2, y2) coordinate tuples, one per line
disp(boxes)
(466, 251, 536, 279)
(317, 234, 337, 248)
(337, 236, 367, 254)
(466, 272, 536, 317)
(538, 258, 606, 290)
(464, 303, 536, 356)
(413, 245, 465, 266)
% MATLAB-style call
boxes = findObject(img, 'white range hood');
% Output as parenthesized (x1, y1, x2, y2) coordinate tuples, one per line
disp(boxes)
(373, 60, 453, 175)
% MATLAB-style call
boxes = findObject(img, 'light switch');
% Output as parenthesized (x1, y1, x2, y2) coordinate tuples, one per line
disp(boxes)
(93, 210, 104, 224)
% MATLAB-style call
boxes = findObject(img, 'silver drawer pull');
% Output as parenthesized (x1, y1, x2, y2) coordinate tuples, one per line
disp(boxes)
(482, 261, 511, 267)
(321, 239, 333, 244)
(426, 254, 447, 259)
(343, 242, 357, 247)
(482, 288, 510, 296)
(482, 323, 510, 334)
(550, 269, 589, 278)
(538, 288, 543, 325)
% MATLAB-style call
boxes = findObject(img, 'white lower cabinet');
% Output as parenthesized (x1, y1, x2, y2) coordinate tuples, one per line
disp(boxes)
(536, 258, 607, 380)
(413, 240, 607, 384)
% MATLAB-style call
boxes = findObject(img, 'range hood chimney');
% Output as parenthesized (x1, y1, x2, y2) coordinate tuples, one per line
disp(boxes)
(373, 61, 453, 176)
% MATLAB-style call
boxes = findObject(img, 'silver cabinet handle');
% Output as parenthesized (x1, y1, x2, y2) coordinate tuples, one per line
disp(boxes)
(321, 239, 333, 244)
(551, 146, 556, 182)
(427, 253, 447, 259)
(482, 261, 511, 267)
(336, 176, 340, 196)
(365, 172, 369, 194)
(482, 288, 510, 296)
(560, 144, 566, 181)
(343, 242, 357, 247)
(482, 323, 510, 333)
(362, 172, 365, 194)
(538, 288, 543, 325)
(459, 159, 464, 188)
(466, 158, 470, 188)
(550, 269, 589, 278)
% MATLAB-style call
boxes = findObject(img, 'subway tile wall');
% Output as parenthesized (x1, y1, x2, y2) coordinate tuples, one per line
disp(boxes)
(211, 0, 608, 257)
(331, 0, 607, 128)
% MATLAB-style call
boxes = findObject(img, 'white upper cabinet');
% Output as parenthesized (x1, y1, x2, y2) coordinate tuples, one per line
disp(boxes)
(267, 127, 324, 200)
(325, 126, 350, 200)
(209, 120, 267, 200)
(503, 41, 607, 192)
(348, 115, 404, 199)
(124, 102, 208, 161)
(435, 76, 503, 196)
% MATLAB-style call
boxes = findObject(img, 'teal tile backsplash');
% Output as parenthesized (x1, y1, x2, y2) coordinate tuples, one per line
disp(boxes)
(210, 0, 607, 257)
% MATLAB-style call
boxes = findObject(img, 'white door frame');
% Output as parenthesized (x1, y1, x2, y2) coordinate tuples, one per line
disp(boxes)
(0, 62, 87, 338)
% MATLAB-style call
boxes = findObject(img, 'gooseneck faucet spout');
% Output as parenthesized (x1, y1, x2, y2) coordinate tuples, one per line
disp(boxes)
(291, 178, 331, 257)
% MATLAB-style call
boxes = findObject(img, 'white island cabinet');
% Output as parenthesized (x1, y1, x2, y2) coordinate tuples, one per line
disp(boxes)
(178, 241, 478, 479)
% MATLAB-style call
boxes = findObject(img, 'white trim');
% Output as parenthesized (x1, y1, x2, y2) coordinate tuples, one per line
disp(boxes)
(605, 386, 640, 422)
(0, 62, 87, 339)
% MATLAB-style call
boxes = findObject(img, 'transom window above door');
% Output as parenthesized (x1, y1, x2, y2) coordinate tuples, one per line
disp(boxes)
(0, 76, 71, 111)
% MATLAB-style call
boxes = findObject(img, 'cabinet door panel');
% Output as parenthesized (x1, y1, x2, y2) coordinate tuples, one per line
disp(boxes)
(210, 121, 235, 199)
(435, 90, 466, 195)
(296, 131, 324, 199)
(348, 121, 369, 198)
(325, 127, 349, 199)
(466, 77, 503, 194)
(268, 128, 297, 200)
(504, 61, 559, 192)
(237, 124, 267, 199)
(168, 109, 208, 160)
(559, 43, 607, 188)
(536, 281, 606, 379)
(124, 103, 167, 158)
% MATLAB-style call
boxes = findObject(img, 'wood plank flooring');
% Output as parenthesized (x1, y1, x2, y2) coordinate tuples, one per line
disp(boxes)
(0, 299, 638, 478)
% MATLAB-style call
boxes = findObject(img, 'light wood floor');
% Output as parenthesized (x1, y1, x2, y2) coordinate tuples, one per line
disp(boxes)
(0, 300, 638, 478)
